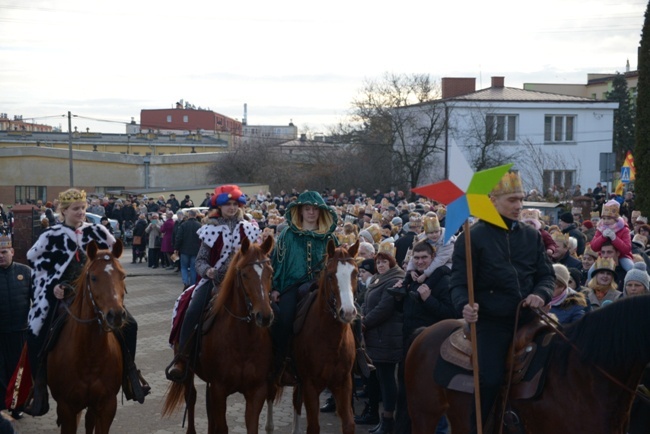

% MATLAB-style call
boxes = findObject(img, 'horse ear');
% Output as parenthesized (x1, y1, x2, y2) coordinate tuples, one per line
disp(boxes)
(241, 237, 251, 254)
(347, 239, 360, 258)
(261, 234, 274, 255)
(86, 240, 98, 260)
(327, 238, 336, 258)
(112, 238, 123, 259)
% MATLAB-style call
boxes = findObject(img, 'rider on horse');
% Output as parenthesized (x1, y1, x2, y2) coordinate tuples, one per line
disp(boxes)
(270, 191, 372, 385)
(166, 184, 261, 382)
(24, 188, 150, 417)
(450, 172, 555, 432)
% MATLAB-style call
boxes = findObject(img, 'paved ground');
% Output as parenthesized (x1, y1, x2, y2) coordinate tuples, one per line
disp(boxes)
(7, 249, 360, 434)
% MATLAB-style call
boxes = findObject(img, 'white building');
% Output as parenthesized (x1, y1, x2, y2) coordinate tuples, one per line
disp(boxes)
(404, 76, 618, 195)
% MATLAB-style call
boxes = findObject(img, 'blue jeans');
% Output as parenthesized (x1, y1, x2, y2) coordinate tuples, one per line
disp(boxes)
(180, 254, 197, 286)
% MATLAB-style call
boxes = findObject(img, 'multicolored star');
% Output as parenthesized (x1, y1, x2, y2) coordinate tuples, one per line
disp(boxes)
(412, 163, 513, 243)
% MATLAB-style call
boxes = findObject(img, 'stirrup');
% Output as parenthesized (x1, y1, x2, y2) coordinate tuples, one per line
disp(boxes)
(23, 386, 50, 417)
(124, 366, 150, 404)
(165, 355, 189, 383)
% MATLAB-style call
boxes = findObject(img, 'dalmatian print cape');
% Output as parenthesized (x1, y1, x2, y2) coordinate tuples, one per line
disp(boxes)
(170, 219, 261, 332)
(27, 222, 115, 336)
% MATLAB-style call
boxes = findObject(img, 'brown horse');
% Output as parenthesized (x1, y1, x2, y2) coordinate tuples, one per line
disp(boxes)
(163, 236, 276, 434)
(406, 294, 650, 434)
(291, 239, 359, 434)
(48, 239, 127, 434)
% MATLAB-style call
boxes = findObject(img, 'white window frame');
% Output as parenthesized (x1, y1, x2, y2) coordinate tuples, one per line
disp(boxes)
(486, 114, 517, 142)
(544, 115, 575, 143)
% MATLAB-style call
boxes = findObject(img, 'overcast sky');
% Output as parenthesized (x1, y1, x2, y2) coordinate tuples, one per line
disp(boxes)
(0, 0, 646, 134)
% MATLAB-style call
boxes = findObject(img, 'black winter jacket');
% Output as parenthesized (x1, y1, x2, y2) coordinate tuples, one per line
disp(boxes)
(362, 266, 405, 364)
(174, 218, 202, 256)
(0, 261, 32, 332)
(450, 217, 555, 320)
(402, 265, 455, 340)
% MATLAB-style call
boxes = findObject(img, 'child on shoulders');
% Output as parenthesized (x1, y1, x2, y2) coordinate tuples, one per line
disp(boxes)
(589, 199, 634, 272)
(405, 214, 455, 283)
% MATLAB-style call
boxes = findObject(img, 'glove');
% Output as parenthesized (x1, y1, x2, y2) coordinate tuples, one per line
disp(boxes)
(603, 228, 616, 240)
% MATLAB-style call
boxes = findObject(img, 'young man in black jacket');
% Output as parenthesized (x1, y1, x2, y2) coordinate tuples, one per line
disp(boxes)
(450, 172, 555, 432)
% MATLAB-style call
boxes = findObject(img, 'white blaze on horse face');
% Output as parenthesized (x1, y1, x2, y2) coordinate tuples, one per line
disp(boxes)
(104, 263, 114, 274)
(336, 262, 357, 319)
(254, 263, 266, 299)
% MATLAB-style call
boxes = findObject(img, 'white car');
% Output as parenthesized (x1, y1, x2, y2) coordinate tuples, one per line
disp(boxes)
(86, 212, 122, 239)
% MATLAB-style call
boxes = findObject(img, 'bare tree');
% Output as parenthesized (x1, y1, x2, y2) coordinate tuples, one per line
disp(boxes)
(518, 139, 583, 199)
(348, 72, 448, 193)
(453, 103, 521, 171)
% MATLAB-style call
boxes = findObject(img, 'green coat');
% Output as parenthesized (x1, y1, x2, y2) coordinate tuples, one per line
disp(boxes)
(271, 191, 338, 294)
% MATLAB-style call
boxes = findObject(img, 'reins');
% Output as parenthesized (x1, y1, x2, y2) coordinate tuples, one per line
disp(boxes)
(498, 300, 650, 434)
(63, 254, 123, 332)
(322, 256, 355, 320)
(225, 258, 270, 323)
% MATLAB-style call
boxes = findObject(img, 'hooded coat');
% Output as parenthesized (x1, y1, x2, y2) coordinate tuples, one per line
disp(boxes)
(271, 191, 338, 294)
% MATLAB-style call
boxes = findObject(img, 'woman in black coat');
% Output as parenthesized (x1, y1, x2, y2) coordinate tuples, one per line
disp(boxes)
(361, 245, 405, 434)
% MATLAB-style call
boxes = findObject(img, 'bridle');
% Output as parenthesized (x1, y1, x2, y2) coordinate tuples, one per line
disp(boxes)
(225, 258, 271, 323)
(62, 254, 125, 332)
(322, 256, 356, 320)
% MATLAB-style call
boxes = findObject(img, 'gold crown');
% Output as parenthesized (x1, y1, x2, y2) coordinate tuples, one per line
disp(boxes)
(372, 211, 383, 223)
(436, 206, 447, 219)
(377, 239, 396, 257)
(409, 213, 423, 224)
(520, 209, 540, 221)
(365, 224, 382, 243)
(593, 257, 616, 274)
(590, 211, 600, 219)
(58, 189, 87, 206)
(0, 235, 11, 248)
(336, 232, 357, 245)
(583, 243, 598, 258)
(572, 207, 582, 215)
(491, 172, 525, 196)
(551, 232, 570, 247)
(601, 201, 620, 218)
(423, 215, 440, 233)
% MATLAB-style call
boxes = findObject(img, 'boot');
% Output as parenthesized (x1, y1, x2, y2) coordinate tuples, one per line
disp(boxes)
(355, 401, 379, 425)
(165, 353, 189, 383)
(23, 364, 49, 417)
(320, 396, 336, 413)
(123, 362, 151, 403)
(373, 415, 394, 434)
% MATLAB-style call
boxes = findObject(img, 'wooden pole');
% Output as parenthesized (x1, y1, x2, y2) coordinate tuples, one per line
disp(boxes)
(464, 220, 483, 434)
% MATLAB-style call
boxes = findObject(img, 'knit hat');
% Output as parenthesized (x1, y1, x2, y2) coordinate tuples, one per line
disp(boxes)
(624, 262, 650, 291)
(553, 263, 570, 288)
(601, 200, 620, 218)
(391, 217, 403, 226)
(568, 267, 582, 288)
(582, 220, 593, 230)
(491, 171, 525, 196)
(559, 212, 574, 224)
(359, 258, 376, 274)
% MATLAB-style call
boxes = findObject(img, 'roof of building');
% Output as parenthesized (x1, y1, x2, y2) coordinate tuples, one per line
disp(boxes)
(448, 86, 596, 103)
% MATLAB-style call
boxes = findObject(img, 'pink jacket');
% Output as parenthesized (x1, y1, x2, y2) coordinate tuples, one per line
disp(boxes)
(590, 217, 632, 261)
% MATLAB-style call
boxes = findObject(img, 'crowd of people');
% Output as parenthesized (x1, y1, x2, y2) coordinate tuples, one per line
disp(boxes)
(1, 178, 648, 434)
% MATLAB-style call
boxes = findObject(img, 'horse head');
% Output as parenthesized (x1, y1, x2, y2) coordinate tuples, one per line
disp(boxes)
(82, 239, 127, 332)
(234, 235, 275, 328)
(322, 239, 359, 324)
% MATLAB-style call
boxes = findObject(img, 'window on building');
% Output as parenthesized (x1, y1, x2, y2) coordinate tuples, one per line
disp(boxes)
(544, 115, 575, 143)
(183, 115, 188, 123)
(15, 186, 47, 204)
(167, 115, 172, 123)
(542, 170, 576, 193)
(486, 114, 517, 142)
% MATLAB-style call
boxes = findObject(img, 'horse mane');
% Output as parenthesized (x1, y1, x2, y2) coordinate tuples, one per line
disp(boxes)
(556, 294, 650, 373)
(213, 243, 263, 313)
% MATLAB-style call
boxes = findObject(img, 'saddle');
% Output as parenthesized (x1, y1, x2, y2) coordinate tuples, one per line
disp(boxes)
(293, 289, 318, 335)
(436, 319, 555, 399)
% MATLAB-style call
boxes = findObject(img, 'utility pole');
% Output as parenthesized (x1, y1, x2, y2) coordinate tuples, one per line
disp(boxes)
(68, 111, 74, 187)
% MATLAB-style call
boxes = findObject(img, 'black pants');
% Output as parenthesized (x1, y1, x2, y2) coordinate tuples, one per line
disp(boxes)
(470, 317, 516, 432)
(0, 331, 25, 411)
(270, 283, 300, 361)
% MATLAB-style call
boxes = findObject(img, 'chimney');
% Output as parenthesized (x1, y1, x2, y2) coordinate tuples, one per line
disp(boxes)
(441, 78, 476, 98)
(491, 76, 505, 88)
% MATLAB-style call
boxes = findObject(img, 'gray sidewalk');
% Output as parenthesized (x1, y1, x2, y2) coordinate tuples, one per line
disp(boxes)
(9, 249, 357, 434)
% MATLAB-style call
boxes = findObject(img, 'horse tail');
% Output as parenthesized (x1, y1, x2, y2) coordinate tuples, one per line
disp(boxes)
(161, 379, 187, 417)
